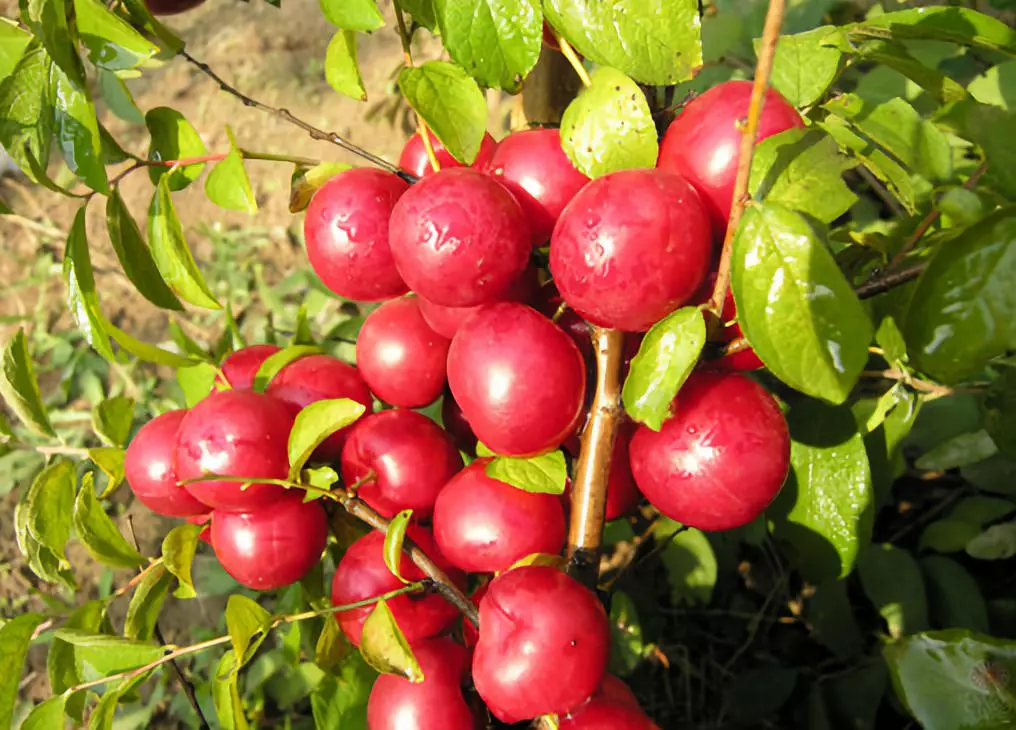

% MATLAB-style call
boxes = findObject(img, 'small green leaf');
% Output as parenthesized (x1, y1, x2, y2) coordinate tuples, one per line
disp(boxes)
(952, 496, 1016, 527)
(622, 306, 705, 431)
(125, 563, 173, 641)
(358, 598, 424, 681)
(398, 61, 487, 165)
(383, 509, 412, 584)
(876, 315, 908, 364)
(162, 522, 203, 598)
(862, 382, 907, 434)
(289, 162, 352, 213)
(655, 518, 717, 606)
(52, 628, 164, 676)
(178, 362, 218, 408)
(858, 543, 929, 638)
(963, 455, 1016, 497)
(23, 0, 83, 88)
(983, 369, 1016, 458)
(97, 68, 144, 125)
(560, 66, 657, 179)
(921, 556, 990, 633)
(105, 319, 194, 367)
(731, 203, 872, 404)
(22, 695, 68, 730)
(74, 473, 147, 569)
(850, 39, 968, 106)
(851, 7, 1016, 56)
(205, 127, 257, 214)
(106, 188, 184, 311)
(225, 595, 273, 674)
(146, 107, 208, 191)
(966, 521, 1016, 561)
(92, 395, 134, 447)
(608, 591, 647, 677)
(74, 0, 159, 71)
(0, 612, 45, 729)
(148, 176, 222, 310)
(310, 653, 376, 728)
(0, 44, 55, 182)
(287, 398, 367, 479)
(213, 651, 250, 730)
(23, 459, 76, 559)
(120, 0, 184, 55)
(806, 579, 865, 660)
(916, 431, 999, 471)
(252, 344, 322, 392)
(0, 328, 54, 437)
(0, 20, 31, 79)
(762, 26, 844, 107)
(969, 60, 1016, 110)
(48, 599, 105, 712)
(87, 685, 122, 730)
(920, 520, 983, 554)
(51, 64, 109, 193)
(325, 30, 367, 101)
(544, 0, 702, 86)
(940, 99, 1016, 197)
(64, 207, 115, 360)
(725, 667, 799, 723)
(484, 450, 568, 495)
(314, 617, 352, 672)
(319, 0, 384, 31)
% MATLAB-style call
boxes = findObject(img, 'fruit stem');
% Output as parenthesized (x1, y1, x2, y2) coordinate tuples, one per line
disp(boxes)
(556, 35, 591, 88)
(566, 327, 625, 588)
(707, 0, 787, 320)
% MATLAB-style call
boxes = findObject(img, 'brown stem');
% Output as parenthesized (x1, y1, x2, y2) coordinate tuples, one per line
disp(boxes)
(855, 263, 926, 299)
(566, 328, 625, 588)
(155, 625, 210, 730)
(707, 0, 786, 317)
(860, 368, 956, 399)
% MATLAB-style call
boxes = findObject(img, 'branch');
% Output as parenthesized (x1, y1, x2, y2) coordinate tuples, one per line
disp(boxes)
(707, 0, 786, 317)
(566, 328, 625, 588)
(855, 263, 926, 300)
(860, 368, 960, 399)
(179, 51, 414, 183)
(155, 625, 210, 730)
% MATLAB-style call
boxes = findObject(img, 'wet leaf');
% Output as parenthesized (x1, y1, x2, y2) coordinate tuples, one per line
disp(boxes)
(288, 398, 366, 479)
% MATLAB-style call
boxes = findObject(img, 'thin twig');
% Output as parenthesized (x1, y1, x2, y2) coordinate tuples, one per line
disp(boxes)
(855, 263, 926, 299)
(857, 166, 906, 219)
(4, 443, 90, 458)
(860, 368, 958, 399)
(708, 0, 786, 317)
(556, 35, 591, 87)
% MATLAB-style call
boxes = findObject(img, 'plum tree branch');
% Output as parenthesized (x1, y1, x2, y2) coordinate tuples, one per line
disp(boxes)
(854, 263, 926, 299)
(708, 0, 786, 318)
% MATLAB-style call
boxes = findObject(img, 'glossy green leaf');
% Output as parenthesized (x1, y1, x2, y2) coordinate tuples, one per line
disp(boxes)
(319, 0, 383, 31)
(983, 369, 1016, 458)
(324, 30, 366, 101)
(769, 400, 873, 581)
(916, 431, 998, 471)
(225, 595, 272, 674)
(544, 0, 702, 86)
(622, 306, 705, 430)
(904, 210, 1016, 384)
(0, 613, 45, 729)
(288, 398, 366, 478)
(398, 61, 487, 165)
(89, 447, 126, 496)
(52, 628, 164, 676)
(310, 653, 375, 729)
(884, 630, 1016, 730)
(92, 395, 134, 447)
(725, 667, 799, 723)
(560, 66, 657, 179)
(920, 520, 983, 554)
(52, 63, 108, 193)
(125, 563, 173, 641)
(921, 556, 990, 633)
(74, 473, 147, 569)
(608, 591, 647, 677)
(0, 328, 54, 437)
(731, 203, 872, 404)
(484, 449, 568, 495)
(969, 60, 1016, 110)
(850, 39, 967, 106)
(876, 315, 908, 365)
(23, 0, 83, 87)
(806, 579, 865, 660)
(0, 44, 55, 181)
(146, 107, 208, 191)
(107, 188, 183, 310)
(655, 518, 717, 606)
(858, 543, 929, 638)
(177, 362, 218, 407)
(74, 0, 158, 71)
(64, 207, 115, 360)
(383, 509, 413, 584)
(16, 491, 75, 590)
(105, 319, 194, 367)
(98, 68, 144, 124)
(120, 0, 184, 55)
(205, 126, 257, 214)
(0, 20, 31, 80)
(252, 344, 323, 391)
(87, 686, 122, 730)
(48, 601, 105, 718)
(213, 651, 249, 730)
(851, 7, 1016, 56)
(434, 0, 541, 92)
(966, 521, 1016, 560)
(358, 598, 424, 681)
(23, 459, 76, 559)
(289, 162, 352, 213)
(749, 129, 858, 224)
(941, 99, 1016, 197)
(162, 522, 203, 598)
(148, 176, 222, 310)
(762, 26, 844, 107)
(21, 695, 67, 730)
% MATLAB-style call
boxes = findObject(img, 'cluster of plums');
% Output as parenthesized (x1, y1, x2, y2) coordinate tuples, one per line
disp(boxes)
(122, 80, 801, 729)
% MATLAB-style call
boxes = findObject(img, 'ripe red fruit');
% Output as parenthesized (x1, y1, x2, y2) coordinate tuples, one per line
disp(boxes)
(596, 675, 641, 710)
(417, 266, 539, 340)
(441, 391, 477, 453)
(447, 302, 586, 456)
(629, 371, 790, 531)
(355, 297, 450, 408)
(367, 637, 479, 730)
(461, 583, 488, 649)
(187, 513, 212, 545)
(341, 410, 463, 518)
(535, 281, 592, 362)
(266, 355, 374, 459)
(658, 80, 804, 232)
(303, 168, 410, 301)
(487, 128, 590, 245)
(125, 410, 209, 517)
(218, 344, 282, 389)
(210, 494, 327, 591)
(398, 131, 498, 179)
(331, 527, 463, 646)
(433, 460, 566, 573)
(144, 0, 204, 14)
(176, 390, 295, 512)
(561, 699, 659, 730)
(473, 566, 610, 722)
(388, 168, 531, 307)
(550, 169, 712, 332)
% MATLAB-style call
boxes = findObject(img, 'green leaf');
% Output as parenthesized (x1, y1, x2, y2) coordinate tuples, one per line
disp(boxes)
(106, 188, 184, 311)
(969, 60, 1016, 110)
(105, 319, 194, 367)
(23, 459, 76, 558)
(876, 315, 908, 365)
(769, 400, 873, 581)
(48, 599, 105, 714)
(225, 595, 273, 674)
(314, 618, 352, 672)
(851, 7, 1016, 56)
(52, 628, 164, 676)
(731, 203, 872, 404)
(120, 0, 184, 56)
(23, 0, 83, 88)
(0, 328, 55, 437)
(484, 449, 568, 495)
(0, 19, 31, 80)
(0, 612, 45, 729)
(904, 211, 1016, 384)
(51, 63, 108, 193)
(916, 431, 998, 471)
(146, 107, 208, 191)
(749, 128, 858, 224)
(850, 39, 968, 106)
(87, 686, 122, 730)
(92, 395, 134, 447)
(383, 509, 412, 584)
(74, 473, 147, 569)
(0, 44, 55, 181)
(398, 61, 487, 165)
(953, 496, 1016, 527)
(560, 66, 657, 179)
(433, 0, 541, 92)
(252, 344, 323, 391)
(358, 598, 424, 681)
(310, 653, 375, 729)
(177, 362, 218, 407)
(205, 126, 257, 214)
(921, 556, 990, 633)
(544, 0, 702, 86)
(762, 26, 844, 107)
(22, 696, 68, 730)
(984, 369, 1016, 458)
(319, 0, 384, 31)
(125, 563, 173, 641)
(608, 591, 647, 677)
(324, 30, 367, 102)
(287, 398, 367, 479)
(148, 176, 222, 310)
(74, 0, 158, 71)
(818, 663, 888, 730)
(940, 99, 1016, 197)
(655, 519, 717, 606)
(966, 521, 1016, 560)
(920, 520, 983, 554)
(884, 630, 1016, 730)
(963, 455, 1016, 497)
(97, 68, 144, 124)
(289, 162, 352, 213)
(725, 667, 799, 723)
(213, 651, 249, 730)
(622, 306, 704, 430)
(64, 207, 115, 360)
(162, 522, 203, 599)
(806, 579, 865, 660)
(858, 543, 929, 638)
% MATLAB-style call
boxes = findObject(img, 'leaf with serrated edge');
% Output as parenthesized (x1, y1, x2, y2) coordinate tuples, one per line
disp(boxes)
(162, 522, 203, 598)
(225, 595, 273, 675)
(761, 26, 844, 107)
(23, 460, 76, 559)
(325, 31, 366, 102)
(92, 395, 134, 447)
(398, 61, 487, 164)
(288, 399, 366, 479)
(358, 598, 424, 681)
(0, 329, 54, 437)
